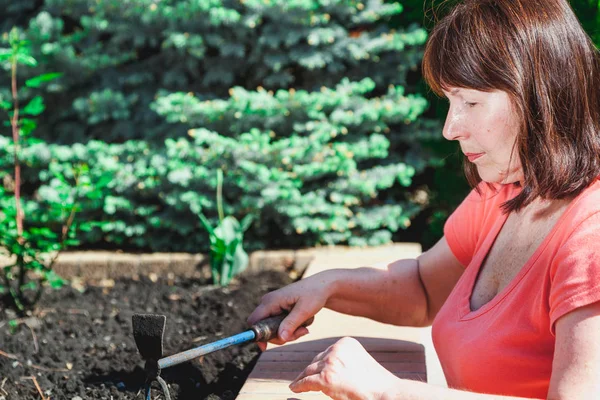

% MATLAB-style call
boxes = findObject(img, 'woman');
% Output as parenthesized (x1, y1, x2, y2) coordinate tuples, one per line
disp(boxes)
(247, 0, 600, 398)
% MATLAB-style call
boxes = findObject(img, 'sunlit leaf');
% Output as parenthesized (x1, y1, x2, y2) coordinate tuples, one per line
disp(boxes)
(0, 49, 13, 62)
(15, 53, 37, 67)
(25, 73, 63, 88)
(22, 96, 45, 116)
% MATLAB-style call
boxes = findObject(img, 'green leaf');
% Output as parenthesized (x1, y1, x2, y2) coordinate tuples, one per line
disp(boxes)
(78, 223, 93, 232)
(0, 49, 13, 62)
(43, 270, 66, 289)
(219, 259, 231, 286)
(8, 27, 20, 45)
(19, 118, 37, 135)
(214, 216, 239, 244)
(25, 73, 63, 88)
(63, 239, 80, 247)
(231, 244, 249, 276)
(239, 214, 254, 233)
(22, 96, 45, 116)
(198, 213, 215, 236)
(20, 281, 37, 292)
(15, 53, 37, 67)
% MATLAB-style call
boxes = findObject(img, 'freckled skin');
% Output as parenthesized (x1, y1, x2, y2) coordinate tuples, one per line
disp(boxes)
(442, 88, 524, 184)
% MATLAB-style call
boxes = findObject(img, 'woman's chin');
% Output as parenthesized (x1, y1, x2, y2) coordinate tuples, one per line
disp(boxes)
(477, 165, 523, 185)
(476, 168, 503, 184)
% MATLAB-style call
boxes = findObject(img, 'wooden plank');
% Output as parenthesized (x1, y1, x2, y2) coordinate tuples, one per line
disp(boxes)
(239, 372, 426, 394)
(250, 361, 426, 374)
(260, 350, 425, 363)
(269, 337, 424, 352)
(248, 367, 426, 382)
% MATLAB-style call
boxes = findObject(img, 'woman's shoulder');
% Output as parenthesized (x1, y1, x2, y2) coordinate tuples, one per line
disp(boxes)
(562, 178, 600, 229)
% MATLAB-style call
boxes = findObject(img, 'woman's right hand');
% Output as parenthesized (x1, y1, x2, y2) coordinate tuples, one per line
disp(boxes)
(247, 271, 336, 351)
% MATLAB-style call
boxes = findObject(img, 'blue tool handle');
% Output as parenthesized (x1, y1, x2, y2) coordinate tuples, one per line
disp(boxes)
(158, 313, 296, 370)
(158, 330, 256, 369)
(157, 313, 289, 370)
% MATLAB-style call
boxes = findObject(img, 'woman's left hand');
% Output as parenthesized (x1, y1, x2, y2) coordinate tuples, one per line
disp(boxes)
(289, 336, 400, 400)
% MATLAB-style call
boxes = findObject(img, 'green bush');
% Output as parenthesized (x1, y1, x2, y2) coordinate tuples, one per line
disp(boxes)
(1, 0, 430, 144)
(0, 77, 441, 251)
(0, 0, 446, 251)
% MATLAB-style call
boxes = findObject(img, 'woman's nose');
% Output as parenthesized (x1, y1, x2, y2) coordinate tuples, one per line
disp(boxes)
(442, 110, 468, 141)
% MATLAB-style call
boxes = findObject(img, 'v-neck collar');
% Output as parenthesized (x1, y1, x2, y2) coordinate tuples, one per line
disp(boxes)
(458, 185, 583, 321)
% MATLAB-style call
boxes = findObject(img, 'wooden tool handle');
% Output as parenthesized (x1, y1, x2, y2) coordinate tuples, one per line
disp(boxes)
(251, 313, 314, 342)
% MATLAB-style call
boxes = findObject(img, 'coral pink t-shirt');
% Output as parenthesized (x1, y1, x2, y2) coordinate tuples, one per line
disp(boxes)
(432, 179, 600, 398)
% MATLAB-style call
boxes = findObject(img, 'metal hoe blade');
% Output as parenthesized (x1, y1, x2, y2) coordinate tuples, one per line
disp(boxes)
(132, 314, 165, 363)
(132, 314, 171, 400)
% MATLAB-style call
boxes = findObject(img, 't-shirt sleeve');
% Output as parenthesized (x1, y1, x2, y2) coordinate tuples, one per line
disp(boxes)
(549, 211, 600, 336)
(443, 183, 491, 268)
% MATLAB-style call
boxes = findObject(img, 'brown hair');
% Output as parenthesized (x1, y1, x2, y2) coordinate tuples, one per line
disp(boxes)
(422, 0, 600, 212)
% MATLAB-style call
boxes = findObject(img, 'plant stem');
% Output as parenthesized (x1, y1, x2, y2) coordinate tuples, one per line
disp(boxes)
(14, 253, 27, 311)
(217, 168, 224, 222)
(10, 56, 23, 239)
(48, 167, 81, 271)
(9, 55, 27, 313)
(0, 269, 19, 310)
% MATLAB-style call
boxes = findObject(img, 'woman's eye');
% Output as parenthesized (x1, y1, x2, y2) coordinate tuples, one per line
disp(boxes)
(465, 101, 477, 108)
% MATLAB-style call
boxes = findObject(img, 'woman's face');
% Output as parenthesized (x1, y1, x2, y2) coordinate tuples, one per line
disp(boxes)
(441, 87, 523, 184)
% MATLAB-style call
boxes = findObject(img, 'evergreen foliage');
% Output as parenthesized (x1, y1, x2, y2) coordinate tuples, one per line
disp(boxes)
(0, 0, 443, 251)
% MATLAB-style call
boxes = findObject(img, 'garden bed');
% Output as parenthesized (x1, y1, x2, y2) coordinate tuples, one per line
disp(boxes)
(0, 269, 293, 400)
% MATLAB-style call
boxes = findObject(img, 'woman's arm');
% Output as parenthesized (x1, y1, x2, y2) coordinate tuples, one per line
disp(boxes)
(326, 237, 465, 327)
(323, 259, 430, 327)
(248, 237, 464, 346)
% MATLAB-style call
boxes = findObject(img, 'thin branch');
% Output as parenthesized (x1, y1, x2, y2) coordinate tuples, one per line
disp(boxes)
(48, 166, 81, 272)
(26, 363, 69, 373)
(67, 308, 90, 316)
(24, 322, 39, 354)
(0, 349, 18, 360)
(0, 349, 69, 372)
(217, 168, 224, 222)
(36, 308, 90, 318)
(21, 376, 46, 400)
(10, 55, 23, 239)
(0, 377, 7, 396)
(61, 168, 80, 243)
(4, 316, 41, 357)
(16, 255, 25, 303)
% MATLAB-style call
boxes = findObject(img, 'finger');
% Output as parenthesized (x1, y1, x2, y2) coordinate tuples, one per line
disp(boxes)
(291, 326, 309, 341)
(258, 326, 310, 349)
(278, 300, 316, 342)
(247, 301, 284, 326)
(257, 342, 267, 352)
(289, 375, 325, 394)
(291, 360, 326, 386)
(310, 349, 328, 363)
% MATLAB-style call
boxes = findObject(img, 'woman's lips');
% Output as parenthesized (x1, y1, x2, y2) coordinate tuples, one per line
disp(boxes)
(465, 152, 485, 162)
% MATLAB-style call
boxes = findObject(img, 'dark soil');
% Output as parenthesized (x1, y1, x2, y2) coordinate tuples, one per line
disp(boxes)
(0, 269, 293, 400)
